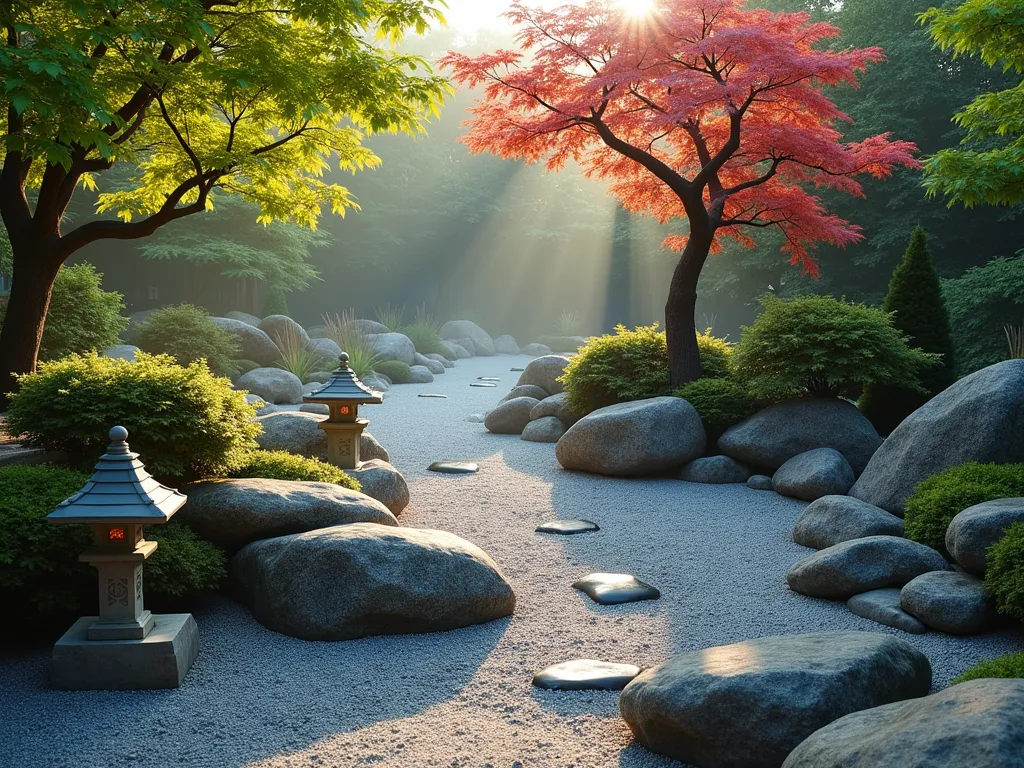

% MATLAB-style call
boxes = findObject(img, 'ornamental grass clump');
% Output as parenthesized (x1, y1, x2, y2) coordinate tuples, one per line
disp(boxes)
(132, 303, 240, 377)
(375, 303, 405, 331)
(5, 353, 260, 481)
(954, 652, 1024, 684)
(904, 462, 1024, 557)
(273, 322, 326, 382)
(400, 323, 446, 356)
(554, 310, 584, 337)
(985, 522, 1024, 624)
(230, 449, 360, 491)
(323, 310, 380, 378)
(733, 295, 939, 401)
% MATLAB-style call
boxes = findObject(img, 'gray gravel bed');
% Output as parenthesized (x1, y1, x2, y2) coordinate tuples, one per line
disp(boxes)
(1, 355, 1020, 768)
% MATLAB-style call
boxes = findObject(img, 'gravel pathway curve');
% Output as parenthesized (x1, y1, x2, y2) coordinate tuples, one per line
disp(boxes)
(1, 354, 1020, 768)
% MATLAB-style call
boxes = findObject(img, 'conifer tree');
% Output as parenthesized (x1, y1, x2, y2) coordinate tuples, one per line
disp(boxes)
(860, 227, 957, 433)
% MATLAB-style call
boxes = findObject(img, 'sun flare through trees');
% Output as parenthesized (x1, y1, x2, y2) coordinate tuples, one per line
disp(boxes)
(442, 0, 919, 385)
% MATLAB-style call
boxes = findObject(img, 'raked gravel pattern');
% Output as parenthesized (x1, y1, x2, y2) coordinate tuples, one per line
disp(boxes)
(1, 354, 1021, 768)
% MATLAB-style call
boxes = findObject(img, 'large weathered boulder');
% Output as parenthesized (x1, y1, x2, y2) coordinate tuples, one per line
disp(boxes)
(620, 632, 931, 768)
(422, 359, 446, 376)
(536, 335, 587, 353)
(102, 345, 140, 362)
(425, 353, 454, 369)
(521, 416, 566, 443)
(782, 679, 1024, 768)
(900, 571, 994, 635)
(255, 411, 389, 463)
(522, 343, 552, 357)
(793, 496, 905, 550)
(772, 448, 856, 501)
(556, 397, 706, 477)
(679, 455, 752, 484)
(787, 536, 950, 600)
(236, 368, 303, 405)
(354, 319, 390, 335)
(368, 332, 416, 366)
(408, 365, 434, 384)
(211, 317, 281, 367)
(516, 355, 570, 395)
(440, 320, 495, 356)
(348, 459, 410, 516)
(439, 340, 471, 360)
(308, 337, 343, 364)
(230, 523, 516, 640)
(851, 360, 1024, 515)
(485, 397, 541, 435)
(531, 392, 578, 427)
(224, 310, 260, 326)
(501, 384, 549, 403)
(452, 337, 480, 356)
(494, 335, 520, 355)
(719, 398, 882, 475)
(946, 498, 1024, 576)
(178, 479, 396, 551)
(258, 314, 311, 349)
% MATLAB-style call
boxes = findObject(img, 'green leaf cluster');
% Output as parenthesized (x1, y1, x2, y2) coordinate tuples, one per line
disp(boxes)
(5, 352, 260, 481)
(131, 303, 240, 376)
(943, 254, 1024, 373)
(0, 263, 128, 361)
(904, 462, 1024, 557)
(733, 295, 939, 401)
(674, 378, 761, 438)
(921, 0, 1024, 207)
(954, 652, 1024, 684)
(144, 522, 227, 601)
(985, 522, 1024, 624)
(860, 227, 957, 434)
(373, 360, 413, 384)
(229, 449, 360, 491)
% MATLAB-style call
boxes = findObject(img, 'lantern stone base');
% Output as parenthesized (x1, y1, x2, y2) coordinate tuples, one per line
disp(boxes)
(50, 613, 199, 690)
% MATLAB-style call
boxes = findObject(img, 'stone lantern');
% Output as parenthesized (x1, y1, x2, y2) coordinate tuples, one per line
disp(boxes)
(303, 352, 383, 470)
(47, 426, 199, 690)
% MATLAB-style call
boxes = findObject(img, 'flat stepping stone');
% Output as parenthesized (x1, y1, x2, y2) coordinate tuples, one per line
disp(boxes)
(847, 589, 926, 634)
(573, 573, 660, 605)
(532, 659, 641, 691)
(478, 377, 502, 381)
(470, 383, 498, 388)
(536, 520, 600, 535)
(511, 367, 526, 372)
(418, 394, 448, 399)
(428, 461, 479, 475)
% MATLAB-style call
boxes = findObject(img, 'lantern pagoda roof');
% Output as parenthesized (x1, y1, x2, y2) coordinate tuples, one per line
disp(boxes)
(47, 426, 187, 525)
(304, 353, 384, 405)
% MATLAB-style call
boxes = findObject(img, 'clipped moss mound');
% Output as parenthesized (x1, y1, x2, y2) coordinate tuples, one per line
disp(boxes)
(374, 360, 414, 384)
(675, 378, 760, 438)
(985, 522, 1024, 624)
(954, 653, 1024, 684)
(230, 449, 360, 491)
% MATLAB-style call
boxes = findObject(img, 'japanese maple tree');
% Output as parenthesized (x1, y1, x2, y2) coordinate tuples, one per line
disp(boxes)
(442, 0, 919, 385)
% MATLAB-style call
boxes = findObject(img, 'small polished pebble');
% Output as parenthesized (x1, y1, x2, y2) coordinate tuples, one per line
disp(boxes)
(418, 394, 448, 399)
(532, 659, 641, 691)
(470, 383, 498, 388)
(427, 461, 480, 475)
(467, 413, 486, 423)
(572, 573, 661, 605)
(536, 520, 600, 536)
(478, 377, 502, 382)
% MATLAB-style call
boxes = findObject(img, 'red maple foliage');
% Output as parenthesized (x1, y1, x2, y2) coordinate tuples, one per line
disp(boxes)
(442, 0, 919, 384)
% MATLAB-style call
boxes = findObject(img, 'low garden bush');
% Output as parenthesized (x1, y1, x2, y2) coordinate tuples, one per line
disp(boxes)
(0, 465, 225, 639)
(732, 295, 939, 401)
(954, 652, 1024, 684)
(0, 263, 127, 361)
(561, 324, 736, 416)
(674, 378, 760, 438)
(5, 353, 260, 481)
(261, 285, 289, 318)
(229, 449, 360, 491)
(132, 303, 239, 376)
(374, 360, 414, 384)
(985, 522, 1024, 624)
(233, 359, 260, 378)
(904, 462, 1024, 557)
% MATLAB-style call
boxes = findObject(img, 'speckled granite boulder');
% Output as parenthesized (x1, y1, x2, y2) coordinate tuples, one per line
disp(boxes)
(521, 416, 566, 443)
(516, 355, 570, 396)
(231, 523, 515, 640)
(237, 368, 303, 405)
(369, 333, 417, 366)
(440, 320, 495, 356)
(946, 498, 1024, 576)
(258, 314, 311, 349)
(501, 384, 549, 403)
(348, 459, 410, 516)
(408, 365, 434, 384)
(485, 397, 541, 435)
(211, 317, 280, 366)
(255, 411, 389, 463)
(439, 340, 471, 360)
(620, 632, 931, 768)
(773, 448, 856, 501)
(494, 335, 520, 355)
(531, 392, 578, 427)
(793, 496, 904, 550)
(900, 571, 994, 635)
(679, 456, 751, 484)
(846, 589, 926, 634)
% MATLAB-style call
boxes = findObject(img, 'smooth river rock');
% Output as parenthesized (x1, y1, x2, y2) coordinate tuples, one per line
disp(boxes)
(572, 573, 660, 605)
(533, 659, 641, 691)
(348, 459, 410, 516)
(793, 496, 905, 550)
(945, 497, 1024, 576)
(428, 461, 479, 475)
(211, 317, 281, 367)
(440, 320, 495, 356)
(772, 448, 856, 501)
(620, 632, 932, 768)
(485, 397, 541, 435)
(231, 523, 515, 641)
(847, 589, 927, 634)
(255, 411, 389, 463)
(236, 368, 303, 405)
(679, 455, 752, 484)
(530, 392, 578, 427)
(900, 571, 994, 635)
(501, 384, 549, 403)
(516, 355, 570, 396)
(536, 520, 600, 535)
(521, 416, 566, 443)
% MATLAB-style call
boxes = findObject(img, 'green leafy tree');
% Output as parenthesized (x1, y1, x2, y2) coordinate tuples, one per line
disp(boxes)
(860, 227, 957, 433)
(921, 0, 1024, 207)
(943, 254, 1024, 372)
(0, 0, 450, 405)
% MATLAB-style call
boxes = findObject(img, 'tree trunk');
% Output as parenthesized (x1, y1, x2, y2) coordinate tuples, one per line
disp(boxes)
(665, 234, 713, 388)
(0, 240, 62, 409)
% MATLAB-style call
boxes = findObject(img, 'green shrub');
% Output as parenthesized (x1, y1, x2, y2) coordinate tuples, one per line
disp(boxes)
(0, 465, 225, 639)
(6, 353, 260, 481)
(233, 359, 260, 378)
(132, 304, 239, 376)
(954, 653, 1024, 684)
(985, 522, 1024, 624)
(943, 254, 1024, 373)
(696, 329, 734, 380)
(374, 360, 414, 384)
(261, 285, 289, 317)
(0, 264, 128, 361)
(229, 449, 360, 491)
(860, 227, 958, 435)
(674, 378, 760, 436)
(733, 295, 940, 401)
(400, 322, 446, 356)
(904, 463, 1024, 557)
